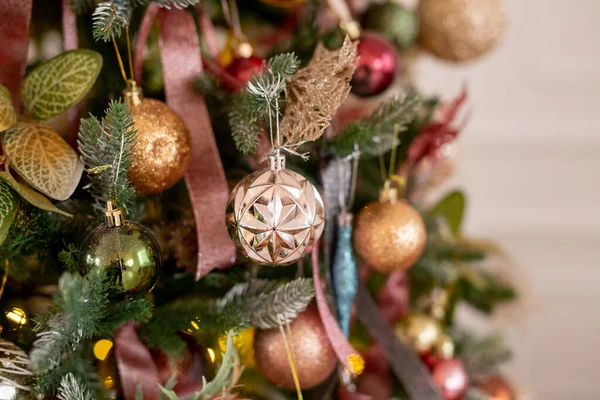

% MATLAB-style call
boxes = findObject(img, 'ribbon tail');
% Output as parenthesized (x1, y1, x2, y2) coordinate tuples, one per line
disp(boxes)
(156, 8, 236, 279)
(311, 243, 363, 377)
(115, 322, 160, 400)
(62, 0, 82, 147)
(134, 4, 160, 85)
(354, 282, 444, 400)
(331, 222, 358, 336)
(0, 0, 33, 109)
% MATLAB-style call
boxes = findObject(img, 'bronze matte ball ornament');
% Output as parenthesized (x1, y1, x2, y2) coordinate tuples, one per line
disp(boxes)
(253, 305, 337, 390)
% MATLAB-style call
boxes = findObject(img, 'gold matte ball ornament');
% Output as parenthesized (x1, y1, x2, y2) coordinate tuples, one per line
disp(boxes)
(125, 83, 191, 195)
(418, 0, 506, 62)
(253, 305, 337, 390)
(353, 187, 426, 273)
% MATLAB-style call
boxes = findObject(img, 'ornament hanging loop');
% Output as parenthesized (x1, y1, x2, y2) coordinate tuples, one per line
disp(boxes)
(269, 154, 286, 171)
(123, 80, 143, 106)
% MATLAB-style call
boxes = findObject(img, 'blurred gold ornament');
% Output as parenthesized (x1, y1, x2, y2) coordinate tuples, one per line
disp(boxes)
(280, 36, 357, 145)
(476, 375, 515, 400)
(395, 313, 441, 353)
(124, 82, 191, 195)
(353, 187, 426, 273)
(253, 305, 337, 390)
(2, 307, 27, 332)
(226, 155, 325, 266)
(433, 333, 455, 360)
(219, 328, 256, 367)
(418, 0, 506, 62)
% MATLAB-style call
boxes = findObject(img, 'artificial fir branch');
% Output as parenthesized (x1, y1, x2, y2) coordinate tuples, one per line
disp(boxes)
(141, 278, 315, 355)
(78, 99, 137, 212)
(228, 53, 300, 154)
(329, 92, 421, 157)
(453, 331, 512, 381)
(57, 373, 95, 400)
(92, 1, 132, 42)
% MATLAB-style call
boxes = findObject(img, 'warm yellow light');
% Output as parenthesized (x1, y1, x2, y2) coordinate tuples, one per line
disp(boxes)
(93, 339, 114, 361)
(190, 321, 199, 330)
(206, 348, 216, 363)
(5, 307, 27, 326)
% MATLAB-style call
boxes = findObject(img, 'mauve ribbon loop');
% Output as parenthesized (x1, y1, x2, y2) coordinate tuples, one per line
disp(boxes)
(0, 0, 33, 110)
(135, 5, 237, 279)
(115, 322, 161, 400)
(62, 0, 82, 147)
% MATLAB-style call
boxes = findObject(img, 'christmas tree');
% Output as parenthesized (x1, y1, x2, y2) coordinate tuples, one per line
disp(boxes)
(0, 0, 518, 399)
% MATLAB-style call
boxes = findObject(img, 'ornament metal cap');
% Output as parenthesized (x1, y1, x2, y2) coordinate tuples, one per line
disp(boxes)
(268, 154, 286, 171)
(104, 200, 124, 228)
(123, 80, 143, 106)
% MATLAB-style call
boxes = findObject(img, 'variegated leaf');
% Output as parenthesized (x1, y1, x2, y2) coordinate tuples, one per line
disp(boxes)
(21, 49, 103, 120)
(0, 180, 18, 246)
(0, 172, 72, 217)
(2, 121, 83, 201)
(0, 84, 17, 132)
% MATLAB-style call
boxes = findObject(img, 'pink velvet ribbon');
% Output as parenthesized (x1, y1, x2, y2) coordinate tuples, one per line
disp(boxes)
(311, 242, 362, 377)
(0, 0, 33, 110)
(135, 5, 237, 279)
(115, 322, 161, 400)
(62, 0, 82, 147)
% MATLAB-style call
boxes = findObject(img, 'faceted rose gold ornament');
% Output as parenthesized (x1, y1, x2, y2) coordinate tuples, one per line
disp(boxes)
(226, 155, 325, 266)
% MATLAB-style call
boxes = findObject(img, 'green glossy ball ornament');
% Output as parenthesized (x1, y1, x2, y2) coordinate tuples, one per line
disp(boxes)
(79, 201, 161, 301)
(364, 2, 419, 50)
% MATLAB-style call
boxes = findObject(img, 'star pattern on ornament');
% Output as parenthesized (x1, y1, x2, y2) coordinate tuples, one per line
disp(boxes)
(226, 168, 325, 265)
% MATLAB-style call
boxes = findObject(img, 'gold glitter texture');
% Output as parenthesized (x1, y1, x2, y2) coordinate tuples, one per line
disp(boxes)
(280, 36, 357, 146)
(128, 98, 191, 195)
(253, 305, 337, 390)
(395, 313, 442, 354)
(419, 0, 506, 62)
(353, 200, 426, 273)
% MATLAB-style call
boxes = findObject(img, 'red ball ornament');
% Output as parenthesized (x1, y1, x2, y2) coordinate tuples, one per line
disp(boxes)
(225, 55, 264, 83)
(432, 359, 469, 400)
(351, 32, 398, 97)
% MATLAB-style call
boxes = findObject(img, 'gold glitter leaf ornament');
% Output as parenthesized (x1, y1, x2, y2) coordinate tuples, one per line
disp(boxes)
(280, 36, 358, 146)
(2, 121, 83, 201)
(21, 49, 103, 120)
(0, 85, 17, 132)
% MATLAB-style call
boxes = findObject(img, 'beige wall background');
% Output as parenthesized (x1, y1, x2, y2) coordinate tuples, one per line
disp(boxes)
(414, 0, 600, 398)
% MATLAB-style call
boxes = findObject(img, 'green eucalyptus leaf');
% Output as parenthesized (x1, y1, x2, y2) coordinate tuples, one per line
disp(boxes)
(0, 85, 17, 132)
(0, 172, 72, 217)
(21, 49, 103, 119)
(430, 190, 466, 236)
(0, 180, 19, 246)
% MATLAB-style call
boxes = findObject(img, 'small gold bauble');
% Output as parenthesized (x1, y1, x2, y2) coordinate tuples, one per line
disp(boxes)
(419, 0, 506, 62)
(433, 333, 455, 360)
(395, 313, 441, 354)
(253, 305, 337, 390)
(353, 196, 426, 273)
(476, 375, 515, 400)
(127, 92, 191, 195)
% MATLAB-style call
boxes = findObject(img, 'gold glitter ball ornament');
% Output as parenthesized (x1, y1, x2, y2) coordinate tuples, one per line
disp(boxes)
(418, 0, 506, 62)
(353, 189, 426, 273)
(125, 84, 191, 195)
(253, 305, 337, 390)
(226, 155, 325, 266)
(395, 313, 442, 354)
